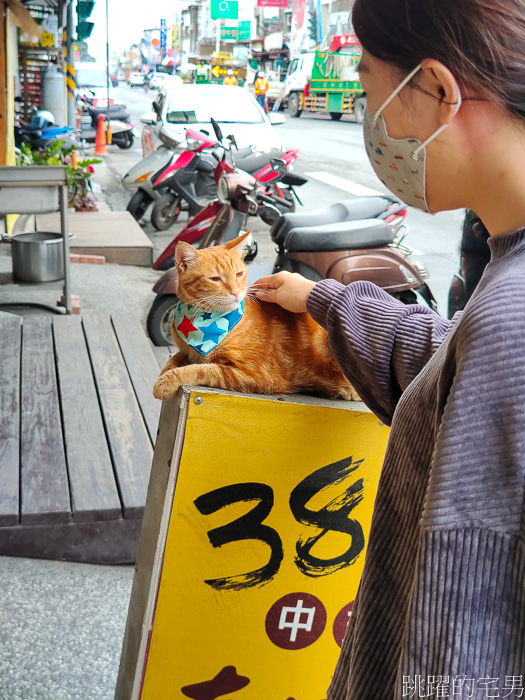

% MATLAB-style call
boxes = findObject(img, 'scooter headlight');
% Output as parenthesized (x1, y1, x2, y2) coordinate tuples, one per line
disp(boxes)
(186, 138, 200, 152)
(217, 174, 230, 204)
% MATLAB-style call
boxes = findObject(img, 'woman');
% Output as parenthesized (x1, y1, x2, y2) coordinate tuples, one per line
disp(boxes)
(254, 0, 525, 696)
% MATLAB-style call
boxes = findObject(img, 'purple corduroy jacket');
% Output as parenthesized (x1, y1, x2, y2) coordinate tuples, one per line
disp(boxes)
(306, 228, 525, 700)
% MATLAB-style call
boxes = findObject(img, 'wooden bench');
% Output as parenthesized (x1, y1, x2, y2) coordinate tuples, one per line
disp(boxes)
(0, 313, 170, 564)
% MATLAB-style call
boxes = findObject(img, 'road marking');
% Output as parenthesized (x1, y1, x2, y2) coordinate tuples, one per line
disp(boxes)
(305, 171, 384, 197)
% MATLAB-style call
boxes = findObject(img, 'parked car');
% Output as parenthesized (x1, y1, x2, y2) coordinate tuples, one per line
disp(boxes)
(110, 73, 119, 87)
(141, 82, 285, 153)
(128, 72, 145, 87)
(148, 73, 171, 91)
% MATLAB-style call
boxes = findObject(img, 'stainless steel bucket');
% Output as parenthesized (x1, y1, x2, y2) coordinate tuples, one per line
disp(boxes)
(12, 232, 64, 282)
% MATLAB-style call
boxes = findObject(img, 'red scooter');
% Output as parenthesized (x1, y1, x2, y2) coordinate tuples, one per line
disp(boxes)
(150, 121, 302, 232)
(152, 119, 306, 272)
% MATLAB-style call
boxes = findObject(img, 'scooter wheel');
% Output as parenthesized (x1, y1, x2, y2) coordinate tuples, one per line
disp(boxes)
(151, 193, 182, 231)
(115, 131, 134, 150)
(127, 190, 152, 221)
(147, 294, 179, 346)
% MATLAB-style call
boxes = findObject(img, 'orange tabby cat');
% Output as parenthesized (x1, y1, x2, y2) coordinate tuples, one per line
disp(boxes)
(153, 232, 358, 401)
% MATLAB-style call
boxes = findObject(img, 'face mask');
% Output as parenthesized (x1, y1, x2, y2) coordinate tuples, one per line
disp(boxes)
(363, 64, 462, 212)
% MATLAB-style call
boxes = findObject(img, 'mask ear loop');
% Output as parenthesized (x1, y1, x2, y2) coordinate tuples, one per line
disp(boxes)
(372, 64, 422, 128)
(411, 91, 462, 161)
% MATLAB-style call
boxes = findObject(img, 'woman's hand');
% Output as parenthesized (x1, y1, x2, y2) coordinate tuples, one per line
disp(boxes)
(250, 271, 316, 313)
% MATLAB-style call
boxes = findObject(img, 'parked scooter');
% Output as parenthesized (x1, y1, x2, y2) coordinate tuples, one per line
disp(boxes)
(150, 124, 301, 232)
(147, 148, 435, 345)
(149, 126, 258, 230)
(123, 145, 175, 221)
(80, 105, 136, 150)
(447, 209, 490, 318)
(270, 199, 436, 308)
(15, 109, 80, 151)
(152, 119, 305, 270)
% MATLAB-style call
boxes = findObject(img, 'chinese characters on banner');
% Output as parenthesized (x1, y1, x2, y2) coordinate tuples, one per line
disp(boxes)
(137, 391, 389, 699)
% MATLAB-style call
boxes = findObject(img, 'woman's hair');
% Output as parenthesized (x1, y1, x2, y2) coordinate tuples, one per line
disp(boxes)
(352, 0, 525, 119)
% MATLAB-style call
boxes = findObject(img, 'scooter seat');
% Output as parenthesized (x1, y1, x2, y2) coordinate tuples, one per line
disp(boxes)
(284, 219, 394, 253)
(271, 197, 393, 246)
(235, 150, 286, 174)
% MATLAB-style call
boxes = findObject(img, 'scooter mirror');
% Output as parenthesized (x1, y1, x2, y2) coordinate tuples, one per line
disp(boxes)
(210, 118, 223, 143)
(152, 101, 161, 117)
(227, 134, 238, 150)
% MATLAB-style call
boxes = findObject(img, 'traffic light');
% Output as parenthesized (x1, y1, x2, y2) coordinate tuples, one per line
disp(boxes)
(308, 11, 318, 43)
(76, 0, 95, 41)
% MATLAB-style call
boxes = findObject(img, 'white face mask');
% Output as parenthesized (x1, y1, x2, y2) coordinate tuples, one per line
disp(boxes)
(363, 64, 462, 212)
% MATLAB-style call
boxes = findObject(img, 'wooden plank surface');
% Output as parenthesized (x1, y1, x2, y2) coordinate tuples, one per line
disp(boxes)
(112, 315, 162, 444)
(0, 317, 21, 526)
(53, 316, 122, 522)
(83, 315, 153, 518)
(151, 344, 171, 369)
(20, 316, 70, 525)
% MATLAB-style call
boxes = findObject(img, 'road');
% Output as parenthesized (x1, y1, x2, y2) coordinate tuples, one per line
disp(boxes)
(112, 83, 464, 316)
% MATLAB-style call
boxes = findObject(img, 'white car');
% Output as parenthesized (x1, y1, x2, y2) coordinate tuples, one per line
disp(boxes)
(141, 83, 285, 153)
(128, 72, 145, 87)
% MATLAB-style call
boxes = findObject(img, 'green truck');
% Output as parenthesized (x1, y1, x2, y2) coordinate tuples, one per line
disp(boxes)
(283, 49, 366, 122)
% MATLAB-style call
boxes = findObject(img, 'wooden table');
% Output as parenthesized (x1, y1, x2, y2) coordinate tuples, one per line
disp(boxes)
(0, 312, 171, 564)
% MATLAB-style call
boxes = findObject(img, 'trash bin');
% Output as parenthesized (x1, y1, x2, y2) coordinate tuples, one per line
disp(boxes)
(12, 232, 64, 282)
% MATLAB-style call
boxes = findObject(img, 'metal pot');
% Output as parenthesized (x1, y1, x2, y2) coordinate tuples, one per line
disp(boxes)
(12, 232, 64, 282)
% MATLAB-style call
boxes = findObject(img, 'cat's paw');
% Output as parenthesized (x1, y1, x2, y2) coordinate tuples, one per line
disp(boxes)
(340, 385, 361, 401)
(153, 371, 181, 400)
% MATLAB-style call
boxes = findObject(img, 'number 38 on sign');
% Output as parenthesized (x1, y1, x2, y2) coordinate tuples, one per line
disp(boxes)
(131, 390, 388, 700)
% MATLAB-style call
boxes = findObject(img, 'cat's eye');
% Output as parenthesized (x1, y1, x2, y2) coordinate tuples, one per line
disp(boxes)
(236, 271, 244, 278)
(210, 276, 222, 282)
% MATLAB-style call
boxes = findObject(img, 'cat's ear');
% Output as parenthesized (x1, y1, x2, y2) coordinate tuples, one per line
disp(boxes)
(223, 230, 252, 257)
(175, 242, 198, 270)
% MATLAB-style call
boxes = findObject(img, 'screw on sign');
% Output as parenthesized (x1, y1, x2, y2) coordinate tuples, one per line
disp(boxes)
(332, 601, 354, 648)
(265, 593, 327, 650)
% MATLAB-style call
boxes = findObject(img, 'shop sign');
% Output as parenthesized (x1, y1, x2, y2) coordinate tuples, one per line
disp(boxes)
(221, 26, 238, 40)
(211, 0, 239, 20)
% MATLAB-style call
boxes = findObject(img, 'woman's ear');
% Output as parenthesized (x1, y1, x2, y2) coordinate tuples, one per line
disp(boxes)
(420, 59, 462, 125)
(175, 242, 198, 270)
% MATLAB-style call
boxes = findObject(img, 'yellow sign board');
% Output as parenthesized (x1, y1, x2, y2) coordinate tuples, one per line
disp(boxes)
(132, 391, 389, 699)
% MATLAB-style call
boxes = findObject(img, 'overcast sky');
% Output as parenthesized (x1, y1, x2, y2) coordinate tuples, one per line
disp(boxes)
(88, 0, 183, 59)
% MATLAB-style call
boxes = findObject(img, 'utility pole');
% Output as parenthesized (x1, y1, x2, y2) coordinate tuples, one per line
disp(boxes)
(106, 0, 111, 143)
(65, 0, 76, 127)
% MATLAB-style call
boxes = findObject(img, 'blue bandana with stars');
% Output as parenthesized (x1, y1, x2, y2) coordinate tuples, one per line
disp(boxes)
(173, 301, 244, 356)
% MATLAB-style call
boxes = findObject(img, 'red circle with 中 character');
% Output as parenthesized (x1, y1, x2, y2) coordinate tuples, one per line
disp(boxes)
(333, 602, 354, 648)
(265, 592, 327, 650)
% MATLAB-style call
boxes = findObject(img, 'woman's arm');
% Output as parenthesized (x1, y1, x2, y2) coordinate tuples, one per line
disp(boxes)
(254, 273, 458, 424)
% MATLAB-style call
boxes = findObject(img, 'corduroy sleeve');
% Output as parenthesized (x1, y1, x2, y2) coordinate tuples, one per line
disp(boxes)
(306, 279, 458, 425)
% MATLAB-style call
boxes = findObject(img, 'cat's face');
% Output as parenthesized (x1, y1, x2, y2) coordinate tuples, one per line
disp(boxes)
(174, 234, 250, 312)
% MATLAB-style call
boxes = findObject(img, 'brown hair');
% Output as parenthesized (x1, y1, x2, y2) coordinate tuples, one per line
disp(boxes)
(352, 0, 525, 119)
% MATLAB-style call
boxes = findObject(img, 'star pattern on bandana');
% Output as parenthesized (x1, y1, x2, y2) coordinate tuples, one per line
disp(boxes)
(173, 301, 245, 355)
(176, 314, 198, 339)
